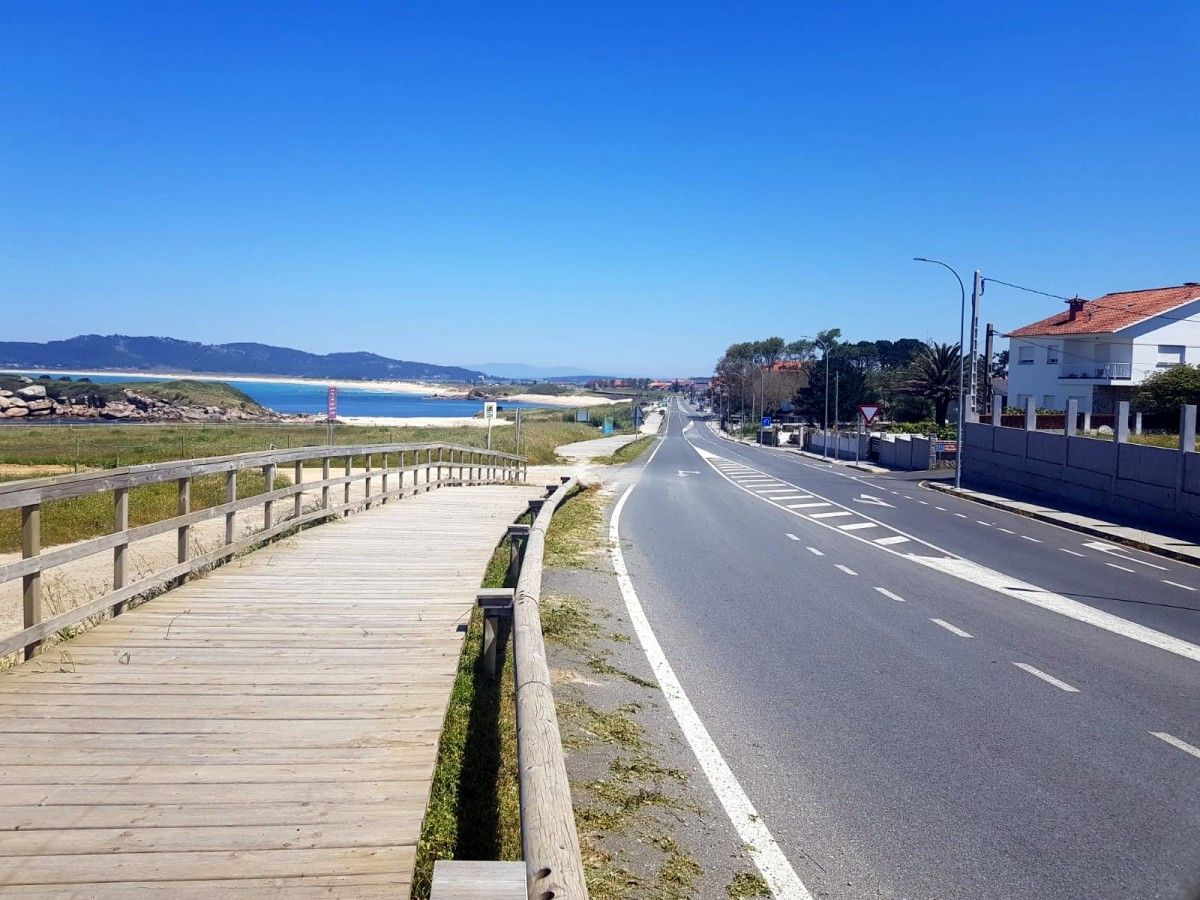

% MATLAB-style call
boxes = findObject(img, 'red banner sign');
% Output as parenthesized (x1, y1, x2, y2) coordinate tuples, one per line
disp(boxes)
(326, 386, 338, 422)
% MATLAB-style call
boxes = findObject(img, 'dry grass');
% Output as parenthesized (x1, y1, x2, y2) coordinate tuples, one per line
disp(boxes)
(544, 486, 606, 568)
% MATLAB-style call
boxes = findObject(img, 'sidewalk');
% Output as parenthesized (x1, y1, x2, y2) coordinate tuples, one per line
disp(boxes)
(707, 422, 888, 474)
(927, 481, 1200, 565)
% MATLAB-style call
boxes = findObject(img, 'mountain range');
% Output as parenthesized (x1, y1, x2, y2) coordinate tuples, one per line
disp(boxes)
(0, 335, 486, 382)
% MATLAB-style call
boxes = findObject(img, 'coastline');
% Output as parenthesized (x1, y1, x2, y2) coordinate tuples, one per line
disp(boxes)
(339, 415, 513, 428)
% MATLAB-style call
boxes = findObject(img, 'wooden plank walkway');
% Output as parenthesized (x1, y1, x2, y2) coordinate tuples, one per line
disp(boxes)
(0, 483, 541, 898)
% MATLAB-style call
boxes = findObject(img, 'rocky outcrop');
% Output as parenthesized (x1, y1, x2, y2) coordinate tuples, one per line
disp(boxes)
(1, 386, 316, 423)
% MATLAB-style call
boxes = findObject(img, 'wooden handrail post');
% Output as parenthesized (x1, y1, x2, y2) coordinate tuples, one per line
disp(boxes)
(263, 463, 276, 531)
(365, 453, 374, 509)
(293, 460, 303, 518)
(507, 524, 530, 584)
(321, 457, 330, 511)
(225, 470, 238, 546)
(112, 487, 129, 615)
(381, 452, 389, 504)
(177, 477, 192, 579)
(399, 450, 406, 497)
(21, 503, 42, 660)
(343, 454, 352, 514)
(436, 447, 443, 486)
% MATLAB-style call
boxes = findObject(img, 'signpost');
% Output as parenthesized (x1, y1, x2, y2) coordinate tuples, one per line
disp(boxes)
(603, 417, 614, 435)
(856, 405, 880, 465)
(760, 415, 772, 445)
(483, 401, 497, 449)
(326, 386, 337, 445)
(575, 409, 589, 423)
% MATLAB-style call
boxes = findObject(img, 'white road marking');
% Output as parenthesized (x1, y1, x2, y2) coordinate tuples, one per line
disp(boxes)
(1163, 580, 1197, 592)
(1021, 535, 1042, 543)
(786, 533, 800, 541)
(690, 443, 1200, 664)
(918, 500, 929, 505)
(935, 506, 947, 511)
(1105, 563, 1135, 573)
(839, 522, 877, 531)
(610, 486, 814, 900)
(874, 587, 906, 602)
(810, 511, 852, 519)
(1012, 662, 1079, 692)
(874, 535, 910, 546)
(997, 527, 1015, 534)
(1082, 541, 1169, 571)
(836, 564, 858, 576)
(756, 488, 793, 494)
(855, 494, 895, 508)
(789, 502, 831, 509)
(931, 618, 973, 638)
(1151, 731, 1200, 760)
(771, 494, 813, 500)
(807, 547, 824, 556)
(976, 521, 993, 527)
(955, 513, 968, 518)
(1059, 548, 1086, 557)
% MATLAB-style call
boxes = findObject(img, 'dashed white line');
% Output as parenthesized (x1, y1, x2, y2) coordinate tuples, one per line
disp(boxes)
(1013, 662, 1079, 692)
(836, 564, 858, 576)
(874, 587, 905, 602)
(931, 618, 973, 638)
(1059, 548, 1086, 557)
(1151, 731, 1200, 760)
(807, 547, 824, 556)
(1105, 562, 1135, 573)
(997, 527, 1015, 534)
(955, 513, 968, 519)
(839, 522, 877, 531)
(976, 521, 993, 527)
(1021, 535, 1042, 543)
(918, 500, 929, 505)
(935, 506, 947, 511)
(610, 485, 814, 899)
(1163, 580, 1196, 592)
(785, 533, 801, 541)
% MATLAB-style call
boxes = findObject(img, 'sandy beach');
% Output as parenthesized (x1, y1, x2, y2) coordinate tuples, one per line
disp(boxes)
(339, 415, 513, 428)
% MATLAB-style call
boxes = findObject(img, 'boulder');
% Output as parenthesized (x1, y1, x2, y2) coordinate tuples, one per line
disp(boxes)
(4, 406, 29, 418)
(17, 385, 47, 400)
(18, 376, 32, 384)
(25, 399, 53, 413)
(0, 397, 10, 410)
(0, 390, 12, 397)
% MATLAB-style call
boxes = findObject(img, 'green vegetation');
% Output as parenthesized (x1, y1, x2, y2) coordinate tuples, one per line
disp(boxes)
(728, 871, 771, 898)
(0, 469, 280, 554)
(411, 519, 527, 899)
(594, 434, 656, 465)
(0, 405, 630, 470)
(1134, 363, 1200, 417)
(544, 485, 606, 568)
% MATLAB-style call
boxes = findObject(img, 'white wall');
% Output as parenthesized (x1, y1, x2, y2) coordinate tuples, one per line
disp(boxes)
(1007, 336, 1096, 411)
(1124, 298, 1200, 384)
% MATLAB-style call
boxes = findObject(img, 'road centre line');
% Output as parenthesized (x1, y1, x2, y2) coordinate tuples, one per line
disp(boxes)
(1059, 548, 1085, 557)
(836, 564, 858, 576)
(931, 618, 973, 638)
(997, 527, 1015, 534)
(1013, 662, 1079, 692)
(1151, 731, 1200, 760)
(807, 547, 824, 556)
(686, 440, 1200, 663)
(1105, 563, 1136, 573)
(955, 513, 968, 518)
(610, 486, 814, 899)
(786, 533, 800, 541)
(1021, 535, 1042, 543)
(1163, 580, 1196, 591)
(874, 587, 905, 602)
(976, 521, 993, 527)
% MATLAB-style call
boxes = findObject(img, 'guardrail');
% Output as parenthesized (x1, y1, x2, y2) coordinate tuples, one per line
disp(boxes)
(0, 442, 526, 662)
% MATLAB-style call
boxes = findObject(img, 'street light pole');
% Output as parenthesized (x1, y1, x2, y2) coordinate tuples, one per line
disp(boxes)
(914, 257, 967, 491)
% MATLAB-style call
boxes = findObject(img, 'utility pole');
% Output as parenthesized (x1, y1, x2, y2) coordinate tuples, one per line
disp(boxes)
(982, 323, 995, 416)
(967, 270, 983, 421)
(834, 371, 840, 458)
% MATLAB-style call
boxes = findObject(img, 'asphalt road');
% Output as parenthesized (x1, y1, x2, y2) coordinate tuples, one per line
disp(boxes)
(613, 399, 1200, 899)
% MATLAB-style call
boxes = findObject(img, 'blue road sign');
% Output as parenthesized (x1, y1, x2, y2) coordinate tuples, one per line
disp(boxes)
(761, 416, 772, 428)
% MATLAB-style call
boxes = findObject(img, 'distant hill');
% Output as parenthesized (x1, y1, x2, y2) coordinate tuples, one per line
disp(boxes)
(0, 335, 486, 382)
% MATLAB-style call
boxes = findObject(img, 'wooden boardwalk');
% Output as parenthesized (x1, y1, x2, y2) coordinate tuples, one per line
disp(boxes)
(0, 483, 541, 898)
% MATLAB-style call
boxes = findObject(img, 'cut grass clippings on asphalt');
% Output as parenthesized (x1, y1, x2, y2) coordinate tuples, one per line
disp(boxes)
(728, 871, 772, 898)
(544, 485, 606, 568)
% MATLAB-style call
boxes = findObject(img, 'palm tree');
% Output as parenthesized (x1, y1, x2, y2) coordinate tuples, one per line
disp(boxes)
(904, 342, 962, 426)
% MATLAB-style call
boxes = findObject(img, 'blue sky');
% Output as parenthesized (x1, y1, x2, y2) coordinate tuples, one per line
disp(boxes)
(3, 1, 1197, 376)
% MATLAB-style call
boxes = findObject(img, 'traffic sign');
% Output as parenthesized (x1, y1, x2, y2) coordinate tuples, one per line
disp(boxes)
(761, 416, 772, 428)
(858, 404, 880, 424)
(483, 401, 497, 421)
(326, 386, 337, 422)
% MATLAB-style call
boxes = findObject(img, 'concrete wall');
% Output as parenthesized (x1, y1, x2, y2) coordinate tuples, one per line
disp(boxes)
(963, 422, 1199, 536)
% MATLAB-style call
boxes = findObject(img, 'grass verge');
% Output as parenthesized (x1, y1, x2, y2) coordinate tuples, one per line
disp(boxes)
(593, 435, 657, 466)
(544, 485, 606, 568)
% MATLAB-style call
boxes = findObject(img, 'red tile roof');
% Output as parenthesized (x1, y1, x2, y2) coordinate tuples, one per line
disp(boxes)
(1009, 284, 1200, 336)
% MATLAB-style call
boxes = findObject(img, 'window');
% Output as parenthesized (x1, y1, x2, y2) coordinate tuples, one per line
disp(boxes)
(1018, 345, 1035, 365)
(1157, 345, 1184, 368)
(1046, 343, 1059, 364)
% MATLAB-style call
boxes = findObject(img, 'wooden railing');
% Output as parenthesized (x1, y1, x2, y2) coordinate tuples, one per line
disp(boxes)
(0, 442, 526, 662)
(512, 477, 588, 898)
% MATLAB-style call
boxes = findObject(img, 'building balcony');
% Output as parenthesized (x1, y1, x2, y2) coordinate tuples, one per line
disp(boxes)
(1059, 362, 1132, 380)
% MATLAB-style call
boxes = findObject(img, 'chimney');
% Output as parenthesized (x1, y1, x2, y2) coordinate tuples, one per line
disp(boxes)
(1066, 296, 1086, 321)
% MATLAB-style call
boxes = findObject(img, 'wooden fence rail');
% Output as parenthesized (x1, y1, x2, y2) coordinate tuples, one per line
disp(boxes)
(0, 441, 526, 661)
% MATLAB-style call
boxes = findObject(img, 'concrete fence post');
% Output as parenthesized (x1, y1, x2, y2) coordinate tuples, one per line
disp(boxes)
(1116, 401, 1130, 443)
(1065, 398, 1078, 437)
(1134, 412, 1143, 435)
(1083, 411, 1092, 433)
(1024, 397, 1037, 431)
(1182, 405, 1197, 452)
(991, 394, 1002, 425)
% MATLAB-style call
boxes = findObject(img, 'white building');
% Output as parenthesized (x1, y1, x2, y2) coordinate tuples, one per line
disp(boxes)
(1006, 283, 1200, 414)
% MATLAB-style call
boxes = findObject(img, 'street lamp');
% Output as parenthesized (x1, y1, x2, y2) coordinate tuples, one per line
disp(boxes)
(913, 257, 966, 490)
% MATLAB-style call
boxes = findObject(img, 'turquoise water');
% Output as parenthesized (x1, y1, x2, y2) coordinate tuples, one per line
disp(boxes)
(16, 373, 544, 418)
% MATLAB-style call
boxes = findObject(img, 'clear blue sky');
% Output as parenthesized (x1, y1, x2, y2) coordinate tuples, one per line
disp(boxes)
(3, 1, 1197, 376)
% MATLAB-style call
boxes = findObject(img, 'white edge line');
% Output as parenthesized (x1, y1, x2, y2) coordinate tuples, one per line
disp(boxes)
(1150, 731, 1200, 760)
(610, 485, 813, 899)
(1013, 662, 1079, 692)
